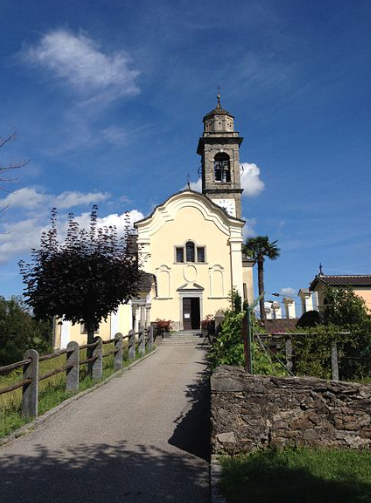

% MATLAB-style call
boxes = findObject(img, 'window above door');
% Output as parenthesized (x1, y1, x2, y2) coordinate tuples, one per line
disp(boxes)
(175, 240, 206, 263)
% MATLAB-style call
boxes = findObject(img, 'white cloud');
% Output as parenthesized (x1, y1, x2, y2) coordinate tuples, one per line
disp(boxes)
(22, 29, 140, 104)
(0, 207, 144, 264)
(103, 125, 130, 146)
(0, 188, 110, 210)
(55, 191, 109, 209)
(0, 218, 42, 261)
(75, 210, 144, 236)
(188, 178, 202, 192)
(1, 188, 46, 210)
(102, 124, 149, 146)
(280, 287, 296, 297)
(243, 217, 257, 240)
(240, 162, 265, 197)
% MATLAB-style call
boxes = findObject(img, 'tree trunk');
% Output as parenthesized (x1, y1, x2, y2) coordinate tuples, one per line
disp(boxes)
(258, 258, 266, 323)
(86, 319, 95, 376)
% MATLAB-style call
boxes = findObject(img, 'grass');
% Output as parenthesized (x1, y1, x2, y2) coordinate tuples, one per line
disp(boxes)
(0, 342, 153, 439)
(219, 447, 371, 503)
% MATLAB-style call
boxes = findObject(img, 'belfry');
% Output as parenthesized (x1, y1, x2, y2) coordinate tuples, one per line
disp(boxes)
(197, 94, 244, 218)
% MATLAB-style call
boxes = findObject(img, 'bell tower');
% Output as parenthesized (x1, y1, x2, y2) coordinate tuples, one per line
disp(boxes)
(197, 94, 243, 218)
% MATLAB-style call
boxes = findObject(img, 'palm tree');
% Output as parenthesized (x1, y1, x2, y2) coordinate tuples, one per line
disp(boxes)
(243, 236, 280, 323)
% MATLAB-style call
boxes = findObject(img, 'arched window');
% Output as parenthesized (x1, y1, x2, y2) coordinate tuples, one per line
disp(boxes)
(186, 241, 195, 262)
(214, 153, 231, 182)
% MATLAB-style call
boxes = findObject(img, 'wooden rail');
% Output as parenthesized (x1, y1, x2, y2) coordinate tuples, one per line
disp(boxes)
(0, 358, 31, 374)
(0, 325, 154, 419)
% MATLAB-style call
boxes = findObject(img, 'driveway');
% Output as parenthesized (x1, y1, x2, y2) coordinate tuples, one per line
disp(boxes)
(0, 336, 210, 502)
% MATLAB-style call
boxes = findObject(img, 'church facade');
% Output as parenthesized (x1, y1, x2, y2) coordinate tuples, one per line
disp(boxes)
(53, 97, 254, 347)
(135, 96, 254, 330)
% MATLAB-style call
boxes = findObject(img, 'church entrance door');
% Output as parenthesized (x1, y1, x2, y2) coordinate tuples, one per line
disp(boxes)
(182, 297, 200, 330)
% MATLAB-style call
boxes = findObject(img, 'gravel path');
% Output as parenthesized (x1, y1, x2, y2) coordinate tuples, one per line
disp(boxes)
(0, 336, 210, 502)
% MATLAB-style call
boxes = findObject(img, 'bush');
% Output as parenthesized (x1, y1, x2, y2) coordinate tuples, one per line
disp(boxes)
(0, 296, 52, 365)
(209, 310, 288, 375)
(296, 310, 321, 328)
(292, 325, 341, 379)
(154, 318, 173, 336)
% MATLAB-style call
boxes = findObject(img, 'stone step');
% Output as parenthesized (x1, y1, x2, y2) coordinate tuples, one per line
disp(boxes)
(172, 332, 202, 337)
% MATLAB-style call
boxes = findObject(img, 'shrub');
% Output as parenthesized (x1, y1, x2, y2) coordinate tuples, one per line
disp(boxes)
(209, 310, 288, 375)
(154, 318, 173, 336)
(0, 296, 52, 365)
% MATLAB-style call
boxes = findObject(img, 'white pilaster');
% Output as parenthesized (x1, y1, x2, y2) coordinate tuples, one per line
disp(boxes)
(283, 297, 296, 319)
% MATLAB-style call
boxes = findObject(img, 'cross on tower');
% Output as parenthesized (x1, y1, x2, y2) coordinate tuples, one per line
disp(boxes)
(216, 85, 222, 105)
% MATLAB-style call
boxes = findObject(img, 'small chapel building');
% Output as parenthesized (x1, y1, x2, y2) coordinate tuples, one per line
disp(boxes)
(53, 97, 254, 347)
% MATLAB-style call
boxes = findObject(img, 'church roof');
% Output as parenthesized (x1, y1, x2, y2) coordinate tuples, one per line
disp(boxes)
(310, 274, 371, 290)
(137, 271, 155, 293)
(134, 188, 245, 227)
(203, 93, 234, 120)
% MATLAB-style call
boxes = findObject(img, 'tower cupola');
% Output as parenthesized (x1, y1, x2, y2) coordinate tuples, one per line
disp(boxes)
(202, 93, 236, 135)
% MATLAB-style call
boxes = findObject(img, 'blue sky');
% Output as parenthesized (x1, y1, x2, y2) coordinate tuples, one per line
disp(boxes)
(0, 0, 370, 314)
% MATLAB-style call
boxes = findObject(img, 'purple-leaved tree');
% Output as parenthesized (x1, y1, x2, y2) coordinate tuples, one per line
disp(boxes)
(19, 205, 140, 369)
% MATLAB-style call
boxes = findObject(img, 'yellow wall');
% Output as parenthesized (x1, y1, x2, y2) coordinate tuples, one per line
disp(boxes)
(242, 264, 254, 305)
(54, 302, 133, 349)
(68, 317, 113, 345)
(359, 288, 371, 311)
(137, 193, 246, 328)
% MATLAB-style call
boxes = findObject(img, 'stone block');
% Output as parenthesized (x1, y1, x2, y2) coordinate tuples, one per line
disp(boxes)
(216, 432, 236, 444)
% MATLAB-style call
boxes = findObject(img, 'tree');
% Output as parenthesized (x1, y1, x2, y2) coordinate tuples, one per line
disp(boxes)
(323, 286, 370, 329)
(293, 287, 371, 380)
(243, 236, 280, 323)
(323, 286, 371, 379)
(0, 132, 28, 191)
(19, 206, 140, 356)
(0, 296, 51, 365)
(1, 132, 28, 226)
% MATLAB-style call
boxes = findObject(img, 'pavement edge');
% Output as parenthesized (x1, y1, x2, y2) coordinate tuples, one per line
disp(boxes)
(210, 454, 226, 503)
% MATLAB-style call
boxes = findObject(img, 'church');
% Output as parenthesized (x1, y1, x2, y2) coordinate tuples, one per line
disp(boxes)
(53, 97, 255, 347)
(135, 95, 254, 330)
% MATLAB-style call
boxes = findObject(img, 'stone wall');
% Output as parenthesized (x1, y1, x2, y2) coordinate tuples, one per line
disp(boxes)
(211, 365, 371, 454)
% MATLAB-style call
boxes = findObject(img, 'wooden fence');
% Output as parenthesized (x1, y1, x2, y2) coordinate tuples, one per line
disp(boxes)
(257, 331, 351, 380)
(0, 326, 153, 419)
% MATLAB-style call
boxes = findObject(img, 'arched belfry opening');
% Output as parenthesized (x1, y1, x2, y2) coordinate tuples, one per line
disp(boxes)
(214, 153, 231, 183)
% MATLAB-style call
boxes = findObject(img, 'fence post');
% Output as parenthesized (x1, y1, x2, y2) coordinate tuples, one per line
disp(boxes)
(22, 349, 39, 419)
(139, 326, 145, 356)
(92, 336, 103, 380)
(331, 340, 339, 381)
(128, 329, 136, 361)
(66, 341, 79, 391)
(147, 325, 154, 351)
(114, 333, 123, 370)
(285, 335, 293, 373)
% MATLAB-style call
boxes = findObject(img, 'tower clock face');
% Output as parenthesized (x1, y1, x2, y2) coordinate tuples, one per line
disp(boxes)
(214, 198, 236, 217)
